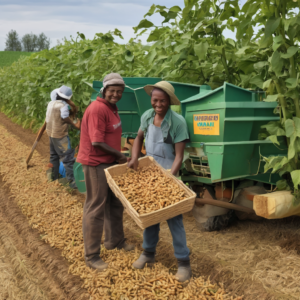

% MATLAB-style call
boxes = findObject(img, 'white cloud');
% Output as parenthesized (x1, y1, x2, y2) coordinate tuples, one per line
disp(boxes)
(0, 1, 183, 50)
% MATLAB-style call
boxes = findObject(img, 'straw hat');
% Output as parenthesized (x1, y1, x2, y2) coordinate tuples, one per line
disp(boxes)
(144, 81, 180, 105)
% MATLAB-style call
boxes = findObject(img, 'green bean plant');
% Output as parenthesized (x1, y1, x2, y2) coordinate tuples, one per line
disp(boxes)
(1, 0, 300, 193)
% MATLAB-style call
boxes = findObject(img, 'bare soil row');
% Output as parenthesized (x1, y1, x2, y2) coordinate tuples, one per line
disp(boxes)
(1, 113, 300, 299)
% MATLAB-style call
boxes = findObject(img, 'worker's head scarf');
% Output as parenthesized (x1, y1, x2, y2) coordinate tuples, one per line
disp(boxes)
(100, 73, 125, 94)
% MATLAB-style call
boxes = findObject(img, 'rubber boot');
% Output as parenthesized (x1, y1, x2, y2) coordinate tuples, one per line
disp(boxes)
(118, 242, 135, 251)
(175, 259, 192, 282)
(85, 255, 108, 272)
(132, 251, 155, 269)
(69, 180, 78, 190)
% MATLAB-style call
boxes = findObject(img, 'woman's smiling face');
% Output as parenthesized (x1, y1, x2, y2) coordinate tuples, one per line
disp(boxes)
(104, 85, 124, 105)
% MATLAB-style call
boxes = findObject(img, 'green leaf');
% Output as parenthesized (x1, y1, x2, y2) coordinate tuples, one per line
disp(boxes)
(273, 35, 284, 51)
(169, 6, 181, 12)
(264, 94, 279, 102)
(236, 17, 251, 39)
(238, 60, 255, 74)
(288, 139, 296, 160)
(295, 137, 300, 152)
(285, 77, 297, 89)
(271, 157, 286, 173)
(264, 155, 284, 173)
(134, 19, 154, 33)
(267, 135, 280, 145)
(285, 120, 294, 137)
(279, 160, 295, 177)
(263, 79, 273, 89)
(276, 179, 288, 190)
(82, 49, 93, 58)
(261, 121, 285, 136)
(235, 46, 250, 55)
(82, 98, 90, 105)
(249, 75, 263, 88)
(174, 43, 189, 53)
(254, 61, 269, 70)
(193, 21, 203, 33)
(144, 4, 156, 17)
(291, 170, 300, 190)
(77, 32, 86, 40)
(283, 18, 293, 32)
(281, 46, 299, 59)
(285, 117, 300, 138)
(194, 42, 209, 60)
(172, 53, 181, 64)
(271, 51, 284, 76)
(265, 17, 281, 38)
(260, 36, 273, 48)
(147, 28, 161, 42)
(181, 32, 192, 39)
(148, 48, 157, 63)
(125, 50, 134, 62)
(113, 28, 124, 39)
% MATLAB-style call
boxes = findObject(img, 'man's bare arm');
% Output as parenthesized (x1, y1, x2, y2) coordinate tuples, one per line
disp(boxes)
(92, 142, 127, 164)
(63, 116, 80, 130)
(171, 142, 186, 176)
(127, 129, 144, 170)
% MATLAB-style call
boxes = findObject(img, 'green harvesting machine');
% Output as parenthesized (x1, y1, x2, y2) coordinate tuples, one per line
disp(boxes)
(74, 78, 287, 230)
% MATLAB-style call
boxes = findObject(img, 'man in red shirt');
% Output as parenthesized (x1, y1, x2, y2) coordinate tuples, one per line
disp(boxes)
(77, 73, 134, 271)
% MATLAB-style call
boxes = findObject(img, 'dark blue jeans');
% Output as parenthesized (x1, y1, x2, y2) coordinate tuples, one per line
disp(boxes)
(142, 214, 190, 260)
(49, 136, 75, 182)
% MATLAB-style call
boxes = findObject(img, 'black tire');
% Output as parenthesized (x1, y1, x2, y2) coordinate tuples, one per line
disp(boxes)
(202, 210, 237, 231)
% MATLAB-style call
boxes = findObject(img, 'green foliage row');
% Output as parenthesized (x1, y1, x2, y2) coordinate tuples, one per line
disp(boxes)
(0, 51, 32, 67)
(1, 0, 300, 192)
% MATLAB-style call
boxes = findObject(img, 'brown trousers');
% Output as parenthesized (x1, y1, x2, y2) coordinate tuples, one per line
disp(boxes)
(82, 163, 125, 259)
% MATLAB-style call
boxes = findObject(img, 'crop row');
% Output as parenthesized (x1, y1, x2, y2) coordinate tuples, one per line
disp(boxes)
(0, 0, 300, 191)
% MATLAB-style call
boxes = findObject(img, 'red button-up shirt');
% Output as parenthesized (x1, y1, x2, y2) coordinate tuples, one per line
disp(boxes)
(76, 97, 122, 166)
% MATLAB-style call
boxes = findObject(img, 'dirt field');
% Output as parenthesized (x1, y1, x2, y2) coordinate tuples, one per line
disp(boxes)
(1, 112, 300, 299)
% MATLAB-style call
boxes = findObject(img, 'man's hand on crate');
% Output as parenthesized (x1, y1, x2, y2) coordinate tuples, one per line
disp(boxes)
(117, 153, 128, 164)
(127, 157, 139, 171)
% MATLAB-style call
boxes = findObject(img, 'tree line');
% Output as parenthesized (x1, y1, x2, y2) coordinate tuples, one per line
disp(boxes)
(5, 30, 51, 52)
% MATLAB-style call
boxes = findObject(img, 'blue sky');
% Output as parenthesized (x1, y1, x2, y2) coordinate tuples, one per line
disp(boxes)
(0, 0, 185, 50)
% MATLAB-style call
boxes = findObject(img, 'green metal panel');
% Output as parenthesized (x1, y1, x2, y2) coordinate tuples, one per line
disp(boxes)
(181, 173, 280, 185)
(74, 80, 288, 189)
(168, 81, 201, 101)
(181, 82, 288, 183)
(246, 173, 281, 185)
(73, 162, 86, 193)
(91, 91, 98, 101)
(118, 112, 140, 133)
(134, 88, 152, 115)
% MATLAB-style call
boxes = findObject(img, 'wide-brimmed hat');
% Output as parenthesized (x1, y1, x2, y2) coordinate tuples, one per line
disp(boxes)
(144, 81, 180, 105)
(56, 85, 73, 100)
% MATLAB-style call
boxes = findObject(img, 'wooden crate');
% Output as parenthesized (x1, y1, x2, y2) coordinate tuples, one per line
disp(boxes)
(104, 156, 196, 229)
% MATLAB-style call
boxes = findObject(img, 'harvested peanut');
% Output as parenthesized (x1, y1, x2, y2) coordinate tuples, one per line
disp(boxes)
(113, 165, 187, 215)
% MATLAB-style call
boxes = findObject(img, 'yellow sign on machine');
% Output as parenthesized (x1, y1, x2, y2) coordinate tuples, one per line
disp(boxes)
(193, 114, 220, 135)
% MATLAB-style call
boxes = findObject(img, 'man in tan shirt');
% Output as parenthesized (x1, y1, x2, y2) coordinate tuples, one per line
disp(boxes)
(46, 85, 80, 187)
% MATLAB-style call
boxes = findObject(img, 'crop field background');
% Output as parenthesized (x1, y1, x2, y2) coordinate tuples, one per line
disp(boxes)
(1, 0, 300, 299)
(0, 0, 299, 189)
(0, 51, 32, 68)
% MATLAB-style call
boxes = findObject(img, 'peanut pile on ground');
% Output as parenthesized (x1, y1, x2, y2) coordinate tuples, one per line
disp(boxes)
(113, 165, 187, 214)
(0, 126, 243, 300)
